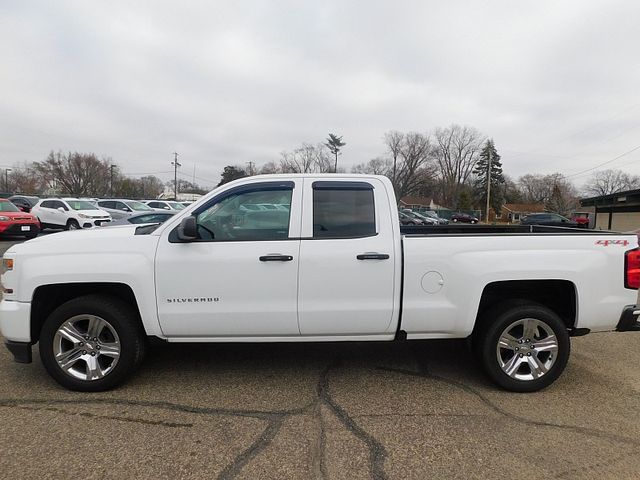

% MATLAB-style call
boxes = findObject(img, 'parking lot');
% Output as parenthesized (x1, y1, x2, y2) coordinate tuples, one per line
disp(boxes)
(1, 237, 640, 479)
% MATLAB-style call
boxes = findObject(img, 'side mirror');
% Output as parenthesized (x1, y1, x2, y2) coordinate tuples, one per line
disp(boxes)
(57, 207, 65, 213)
(177, 216, 198, 241)
(122, 207, 131, 212)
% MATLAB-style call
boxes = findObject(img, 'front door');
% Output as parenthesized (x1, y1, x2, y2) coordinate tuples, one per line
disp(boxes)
(155, 180, 302, 337)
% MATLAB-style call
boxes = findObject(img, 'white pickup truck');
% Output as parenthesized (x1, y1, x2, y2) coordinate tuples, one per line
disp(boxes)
(2, 174, 640, 392)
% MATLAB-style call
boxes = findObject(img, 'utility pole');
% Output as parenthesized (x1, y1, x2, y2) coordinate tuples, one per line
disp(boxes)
(246, 161, 255, 176)
(171, 152, 181, 200)
(110, 165, 116, 197)
(485, 145, 492, 223)
(4, 168, 11, 192)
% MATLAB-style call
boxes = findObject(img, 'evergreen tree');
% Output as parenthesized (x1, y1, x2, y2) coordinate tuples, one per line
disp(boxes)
(457, 190, 472, 210)
(473, 139, 505, 216)
(217, 165, 247, 186)
(325, 133, 346, 172)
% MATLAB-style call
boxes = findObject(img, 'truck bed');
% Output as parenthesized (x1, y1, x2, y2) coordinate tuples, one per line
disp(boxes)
(400, 225, 618, 236)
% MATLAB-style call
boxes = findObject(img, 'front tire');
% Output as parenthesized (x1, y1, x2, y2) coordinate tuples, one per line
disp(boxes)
(39, 295, 146, 391)
(66, 219, 81, 230)
(474, 302, 570, 392)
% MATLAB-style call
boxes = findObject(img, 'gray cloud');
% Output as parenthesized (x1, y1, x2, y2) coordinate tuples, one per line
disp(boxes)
(1, 0, 639, 187)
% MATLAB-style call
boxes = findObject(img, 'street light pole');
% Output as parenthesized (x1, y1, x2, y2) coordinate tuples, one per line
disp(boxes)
(171, 152, 181, 200)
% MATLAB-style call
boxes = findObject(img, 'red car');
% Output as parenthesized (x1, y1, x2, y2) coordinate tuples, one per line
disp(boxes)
(0, 198, 40, 239)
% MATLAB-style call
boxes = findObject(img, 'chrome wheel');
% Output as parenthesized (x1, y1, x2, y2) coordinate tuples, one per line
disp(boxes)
(496, 318, 558, 381)
(53, 315, 121, 381)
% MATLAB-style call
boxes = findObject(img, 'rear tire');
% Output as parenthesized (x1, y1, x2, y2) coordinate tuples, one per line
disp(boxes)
(39, 294, 146, 391)
(474, 301, 570, 392)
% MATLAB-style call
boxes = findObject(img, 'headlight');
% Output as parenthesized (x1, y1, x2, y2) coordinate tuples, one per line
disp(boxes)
(78, 214, 90, 218)
(0, 216, 9, 221)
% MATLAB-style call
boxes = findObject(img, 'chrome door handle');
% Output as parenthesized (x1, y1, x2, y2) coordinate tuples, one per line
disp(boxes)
(356, 253, 390, 260)
(259, 254, 294, 262)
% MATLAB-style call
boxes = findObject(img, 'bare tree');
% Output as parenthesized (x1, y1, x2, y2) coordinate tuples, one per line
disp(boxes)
(351, 157, 392, 175)
(8, 162, 48, 194)
(433, 125, 484, 208)
(384, 131, 404, 188)
(34, 151, 112, 196)
(259, 161, 280, 174)
(517, 173, 579, 215)
(395, 132, 436, 199)
(279, 143, 334, 173)
(583, 169, 640, 197)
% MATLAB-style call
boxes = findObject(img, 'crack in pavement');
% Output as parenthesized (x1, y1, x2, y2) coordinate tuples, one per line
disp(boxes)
(0, 404, 193, 428)
(310, 400, 328, 480)
(0, 397, 311, 421)
(374, 348, 640, 451)
(554, 450, 632, 479)
(317, 362, 389, 480)
(217, 415, 286, 480)
(0, 396, 313, 480)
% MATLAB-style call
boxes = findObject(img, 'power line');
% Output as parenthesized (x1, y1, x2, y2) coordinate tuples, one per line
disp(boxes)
(565, 143, 640, 179)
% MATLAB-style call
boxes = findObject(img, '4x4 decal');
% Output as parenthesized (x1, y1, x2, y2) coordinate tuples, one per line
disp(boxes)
(596, 239, 630, 247)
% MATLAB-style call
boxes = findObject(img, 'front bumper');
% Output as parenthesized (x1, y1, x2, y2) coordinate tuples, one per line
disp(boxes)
(0, 300, 33, 363)
(81, 218, 111, 228)
(0, 223, 40, 235)
(0, 300, 31, 342)
(616, 305, 640, 332)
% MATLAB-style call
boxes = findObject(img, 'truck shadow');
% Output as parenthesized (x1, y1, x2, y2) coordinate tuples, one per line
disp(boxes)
(140, 338, 490, 387)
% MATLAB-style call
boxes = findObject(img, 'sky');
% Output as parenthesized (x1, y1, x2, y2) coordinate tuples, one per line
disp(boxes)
(1, 0, 639, 188)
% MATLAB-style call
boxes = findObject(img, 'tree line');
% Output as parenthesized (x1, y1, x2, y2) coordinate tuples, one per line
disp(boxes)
(6, 129, 639, 212)
(2, 151, 207, 199)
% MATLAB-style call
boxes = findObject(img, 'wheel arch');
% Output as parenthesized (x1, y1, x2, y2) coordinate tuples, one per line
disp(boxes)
(475, 279, 578, 332)
(30, 283, 143, 343)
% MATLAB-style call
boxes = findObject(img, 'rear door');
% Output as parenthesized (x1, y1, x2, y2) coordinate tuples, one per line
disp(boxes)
(297, 178, 398, 336)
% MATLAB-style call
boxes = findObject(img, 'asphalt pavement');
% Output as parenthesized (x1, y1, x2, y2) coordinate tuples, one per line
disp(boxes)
(1, 236, 640, 479)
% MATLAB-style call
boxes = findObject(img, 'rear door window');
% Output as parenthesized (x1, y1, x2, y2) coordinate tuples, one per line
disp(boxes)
(312, 182, 376, 238)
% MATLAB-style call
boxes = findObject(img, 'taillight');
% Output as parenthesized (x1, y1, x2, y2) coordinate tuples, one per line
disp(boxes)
(625, 248, 640, 289)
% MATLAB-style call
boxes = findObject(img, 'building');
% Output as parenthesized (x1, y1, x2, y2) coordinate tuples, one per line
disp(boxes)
(580, 188, 640, 230)
(398, 196, 445, 210)
(491, 203, 545, 223)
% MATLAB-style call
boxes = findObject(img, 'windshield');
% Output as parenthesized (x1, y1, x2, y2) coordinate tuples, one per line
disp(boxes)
(66, 200, 98, 211)
(167, 201, 185, 210)
(0, 201, 20, 212)
(127, 201, 153, 211)
(424, 211, 438, 218)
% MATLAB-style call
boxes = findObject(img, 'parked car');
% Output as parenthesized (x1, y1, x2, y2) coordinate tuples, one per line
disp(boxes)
(570, 212, 591, 228)
(401, 209, 438, 225)
(521, 213, 580, 228)
(96, 199, 155, 220)
(451, 212, 479, 224)
(2, 174, 639, 394)
(32, 198, 112, 230)
(0, 198, 40, 239)
(104, 211, 176, 226)
(180, 201, 194, 207)
(398, 211, 425, 225)
(422, 210, 449, 225)
(8, 195, 39, 213)
(143, 200, 186, 212)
